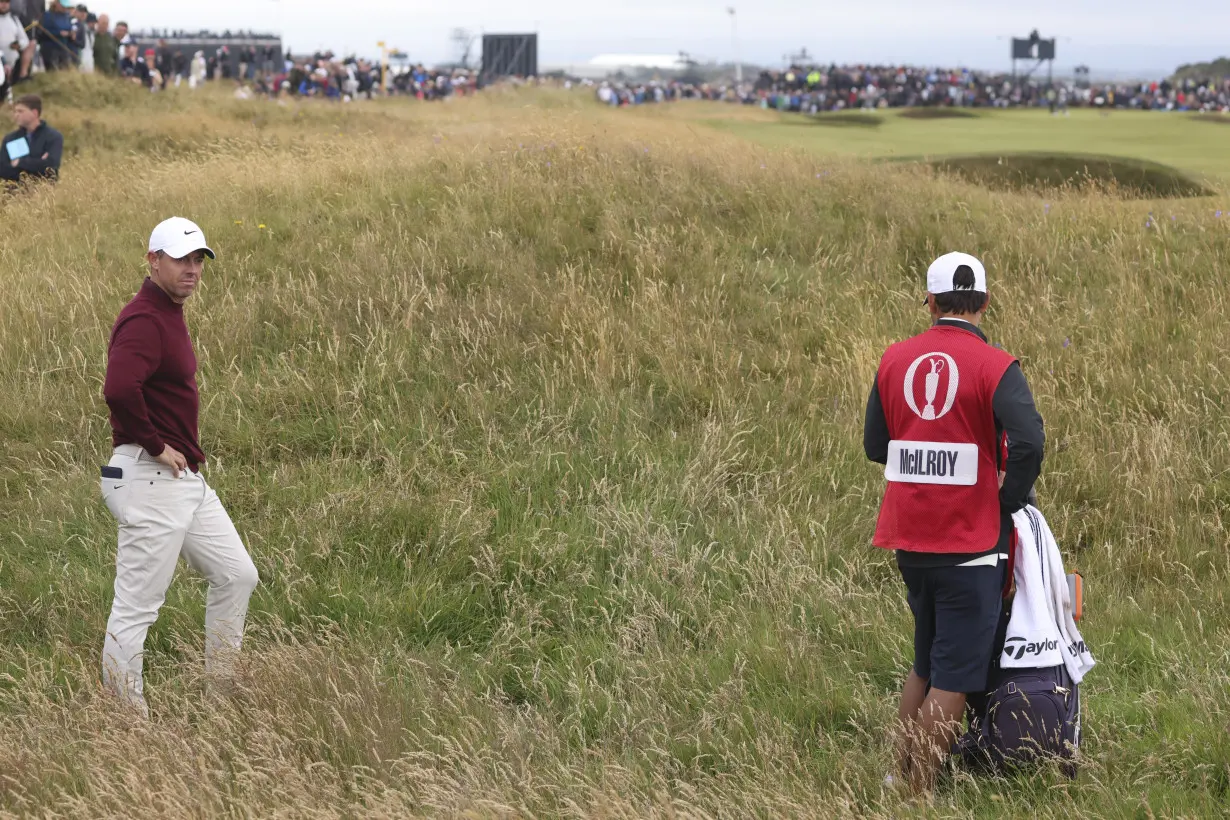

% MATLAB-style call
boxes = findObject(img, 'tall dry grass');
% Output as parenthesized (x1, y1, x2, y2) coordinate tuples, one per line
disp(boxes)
(0, 74, 1228, 817)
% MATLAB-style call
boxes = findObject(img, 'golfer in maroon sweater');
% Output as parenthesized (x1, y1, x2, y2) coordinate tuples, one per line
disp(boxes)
(100, 217, 258, 716)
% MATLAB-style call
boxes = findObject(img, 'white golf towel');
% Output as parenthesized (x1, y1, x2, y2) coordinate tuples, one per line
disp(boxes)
(1003, 505, 1096, 684)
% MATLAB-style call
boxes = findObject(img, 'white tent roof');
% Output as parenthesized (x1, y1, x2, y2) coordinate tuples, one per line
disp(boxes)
(587, 53, 687, 69)
(542, 53, 690, 79)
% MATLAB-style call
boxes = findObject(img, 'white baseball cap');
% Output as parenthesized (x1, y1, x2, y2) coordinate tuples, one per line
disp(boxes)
(148, 216, 216, 260)
(925, 252, 986, 302)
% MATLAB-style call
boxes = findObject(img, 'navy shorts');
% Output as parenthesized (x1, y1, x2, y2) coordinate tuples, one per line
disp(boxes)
(899, 562, 1005, 694)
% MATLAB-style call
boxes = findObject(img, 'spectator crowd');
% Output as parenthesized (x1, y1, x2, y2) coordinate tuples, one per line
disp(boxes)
(598, 63, 1230, 113)
(258, 53, 475, 102)
(1, 0, 133, 93)
(0, 2, 477, 102)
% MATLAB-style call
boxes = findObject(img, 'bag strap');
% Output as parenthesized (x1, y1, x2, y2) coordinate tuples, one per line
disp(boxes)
(1002, 525, 1018, 599)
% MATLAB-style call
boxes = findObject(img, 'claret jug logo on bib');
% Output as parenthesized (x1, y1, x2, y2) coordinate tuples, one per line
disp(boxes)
(903, 352, 960, 421)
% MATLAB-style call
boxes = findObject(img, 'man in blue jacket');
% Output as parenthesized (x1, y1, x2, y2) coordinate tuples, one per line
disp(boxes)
(2, 94, 63, 183)
(38, 0, 76, 70)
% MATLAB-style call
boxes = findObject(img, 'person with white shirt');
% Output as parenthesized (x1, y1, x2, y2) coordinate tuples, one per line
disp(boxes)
(190, 50, 206, 89)
(113, 18, 131, 65)
(0, 0, 35, 92)
(77, 8, 96, 73)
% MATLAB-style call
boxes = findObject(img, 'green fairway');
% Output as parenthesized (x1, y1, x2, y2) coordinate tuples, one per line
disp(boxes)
(700, 106, 1230, 181)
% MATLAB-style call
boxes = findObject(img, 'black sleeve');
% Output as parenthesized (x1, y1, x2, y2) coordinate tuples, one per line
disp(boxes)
(863, 372, 890, 464)
(993, 362, 1045, 513)
(18, 129, 62, 177)
(43, 129, 63, 176)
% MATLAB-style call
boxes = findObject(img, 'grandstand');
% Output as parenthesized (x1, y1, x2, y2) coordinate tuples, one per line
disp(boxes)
(131, 30, 283, 74)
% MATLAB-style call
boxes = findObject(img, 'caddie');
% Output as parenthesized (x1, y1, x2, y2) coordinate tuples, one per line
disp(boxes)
(100, 217, 259, 717)
(863, 252, 1045, 792)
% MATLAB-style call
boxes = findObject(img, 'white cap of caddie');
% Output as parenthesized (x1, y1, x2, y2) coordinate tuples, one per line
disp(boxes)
(925, 252, 986, 301)
(148, 216, 216, 260)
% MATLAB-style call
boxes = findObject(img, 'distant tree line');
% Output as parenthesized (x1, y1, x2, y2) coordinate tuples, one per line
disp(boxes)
(1172, 57, 1230, 83)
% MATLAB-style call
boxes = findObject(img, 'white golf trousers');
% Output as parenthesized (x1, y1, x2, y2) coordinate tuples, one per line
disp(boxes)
(100, 445, 259, 715)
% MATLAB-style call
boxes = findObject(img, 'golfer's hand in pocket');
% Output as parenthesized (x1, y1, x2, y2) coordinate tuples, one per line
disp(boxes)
(155, 445, 188, 477)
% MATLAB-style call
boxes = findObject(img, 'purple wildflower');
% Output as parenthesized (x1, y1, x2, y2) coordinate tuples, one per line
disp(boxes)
(1063, 338, 1070, 348)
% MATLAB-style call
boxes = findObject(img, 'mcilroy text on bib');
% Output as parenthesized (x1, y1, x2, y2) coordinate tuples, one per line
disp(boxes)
(885, 440, 979, 486)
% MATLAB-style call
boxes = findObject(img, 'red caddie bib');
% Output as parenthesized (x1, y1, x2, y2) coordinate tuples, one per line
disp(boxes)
(872, 324, 1017, 554)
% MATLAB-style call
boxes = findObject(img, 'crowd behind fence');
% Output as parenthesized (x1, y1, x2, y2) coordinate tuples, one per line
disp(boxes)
(5, 4, 1229, 112)
(597, 64, 1230, 113)
(0, 3, 476, 102)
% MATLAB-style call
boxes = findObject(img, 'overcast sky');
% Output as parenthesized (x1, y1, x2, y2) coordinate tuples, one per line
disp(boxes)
(94, 1, 1227, 76)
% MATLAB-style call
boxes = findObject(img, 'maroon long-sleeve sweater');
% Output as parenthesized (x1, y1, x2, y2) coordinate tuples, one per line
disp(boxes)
(103, 278, 205, 471)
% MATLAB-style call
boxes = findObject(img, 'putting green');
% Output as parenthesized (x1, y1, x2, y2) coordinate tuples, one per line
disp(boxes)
(700, 107, 1230, 183)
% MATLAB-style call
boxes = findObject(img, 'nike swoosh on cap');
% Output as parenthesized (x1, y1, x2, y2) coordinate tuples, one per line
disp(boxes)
(184, 230, 198, 235)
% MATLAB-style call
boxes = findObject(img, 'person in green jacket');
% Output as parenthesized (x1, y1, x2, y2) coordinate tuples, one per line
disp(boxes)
(93, 13, 117, 75)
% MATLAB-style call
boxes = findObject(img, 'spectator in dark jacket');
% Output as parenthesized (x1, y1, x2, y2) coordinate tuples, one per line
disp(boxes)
(38, 0, 76, 70)
(8, 0, 36, 29)
(156, 39, 173, 88)
(68, 3, 87, 65)
(119, 41, 150, 87)
(1, 94, 64, 183)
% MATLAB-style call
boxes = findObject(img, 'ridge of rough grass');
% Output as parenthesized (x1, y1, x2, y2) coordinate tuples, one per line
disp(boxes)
(794, 112, 884, 128)
(0, 85, 1229, 817)
(923, 151, 1215, 199)
(897, 107, 980, 120)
